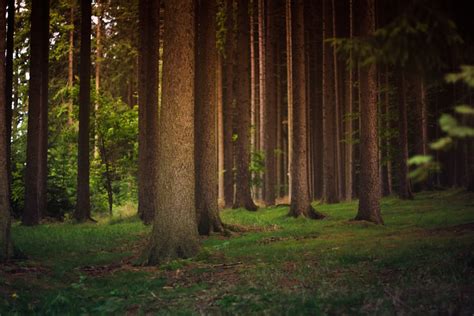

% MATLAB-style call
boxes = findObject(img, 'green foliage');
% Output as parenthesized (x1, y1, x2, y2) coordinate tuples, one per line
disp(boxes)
(250, 150, 265, 191)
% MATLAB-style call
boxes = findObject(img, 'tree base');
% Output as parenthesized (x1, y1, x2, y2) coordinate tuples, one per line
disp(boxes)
(147, 238, 200, 266)
(288, 205, 325, 220)
(232, 199, 258, 212)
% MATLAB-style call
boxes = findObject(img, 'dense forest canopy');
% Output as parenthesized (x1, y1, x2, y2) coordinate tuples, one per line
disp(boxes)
(0, 0, 473, 312)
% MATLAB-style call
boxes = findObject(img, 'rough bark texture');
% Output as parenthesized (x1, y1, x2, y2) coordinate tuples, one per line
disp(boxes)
(355, 0, 383, 224)
(233, 0, 258, 211)
(0, 0, 13, 261)
(148, 0, 200, 264)
(223, 0, 235, 208)
(322, 0, 339, 204)
(344, 0, 353, 201)
(287, 0, 324, 219)
(397, 71, 414, 199)
(195, 0, 223, 235)
(381, 67, 392, 196)
(5, 0, 14, 194)
(74, 0, 92, 221)
(23, 0, 50, 226)
(262, 0, 278, 206)
(138, 0, 160, 224)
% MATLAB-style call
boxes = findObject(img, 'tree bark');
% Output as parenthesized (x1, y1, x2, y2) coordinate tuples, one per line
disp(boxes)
(397, 71, 414, 199)
(148, 0, 200, 264)
(233, 0, 258, 211)
(195, 0, 224, 235)
(0, 0, 13, 261)
(287, 0, 324, 219)
(5, 0, 14, 196)
(138, 0, 160, 224)
(23, 0, 50, 225)
(414, 76, 430, 190)
(355, 0, 383, 224)
(223, 0, 235, 208)
(343, 0, 353, 201)
(74, 0, 92, 221)
(322, 0, 339, 204)
(262, 0, 278, 206)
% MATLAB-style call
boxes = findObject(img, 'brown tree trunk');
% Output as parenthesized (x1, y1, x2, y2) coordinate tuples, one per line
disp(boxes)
(262, 0, 277, 206)
(217, 53, 225, 207)
(343, 0, 353, 201)
(93, 0, 102, 159)
(223, 0, 235, 208)
(355, 0, 383, 224)
(233, 0, 258, 211)
(287, 0, 324, 219)
(381, 67, 392, 196)
(285, 0, 293, 200)
(397, 71, 414, 199)
(322, 0, 339, 204)
(0, 0, 13, 261)
(23, 0, 50, 225)
(148, 0, 200, 264)
(414, 76, 430, 190)
(138, 0, 160, 224)
(67, 3, 74, 126)
(74, 0, 92, 222)
(5, 0, 14, 196)
(195, 0, 224, 235)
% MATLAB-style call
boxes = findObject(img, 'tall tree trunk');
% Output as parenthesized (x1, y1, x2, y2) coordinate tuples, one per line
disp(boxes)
(414, 76, 430, 190)
(195, 0, 224, 235)
(0, 0, 13, 261)
(287, 0, 324, 219)
(381, 67, 392, 196)
(332, 0, 342, 200)
(5, 0, 14, 196)
(138, 0, 160, 224)
(397, 71, 414, 199)
(217, 53, 225, 207)
(148, 0, 200, 264)
(285, 0, 293, 201)
(233, 0, 258, 211)
(223, 0, 235, 208)
(355, 0, 383, 224)
(343, 0, 353, 201)
(23, 0, 50, 225)
(94, 0, 102, 159)
(67, 3, 74, 126)
(262, 0, 277, 206)
(74, 0, 92, 221)
(322, 0, 338, 204)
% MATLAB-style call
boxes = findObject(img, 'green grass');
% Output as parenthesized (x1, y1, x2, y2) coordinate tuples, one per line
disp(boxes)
(1, 190, 474, 315)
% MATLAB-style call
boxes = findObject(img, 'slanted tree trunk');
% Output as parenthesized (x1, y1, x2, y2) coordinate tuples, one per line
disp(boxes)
(223, 0, 235, 208)
(23, 0, 50, 226)
(322, 0, 339, 204)
(74, 0, 92, 222)
(262, 0, 278, 206)
(397, 71, 414, 199)
(195, 0, 224, 235)
(355, 0, 383, 224)
(233, 0, 258, 211)
(148, 0, 200, 264)
(287, 0, 324, 219)
(0, 0, 13, 261)
(138, 0, 160, 224)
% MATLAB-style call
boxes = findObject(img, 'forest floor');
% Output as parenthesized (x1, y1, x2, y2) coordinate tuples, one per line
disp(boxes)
(1, 190, 474, 315)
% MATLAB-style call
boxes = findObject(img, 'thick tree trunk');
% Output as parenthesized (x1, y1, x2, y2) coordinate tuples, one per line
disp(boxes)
(74, 0, 92, 221)
(397, 71, 414, 199)
(195, 0, 224, 235)
(262, 0, 277, 206)
(138, 0, 160, 224)
(287, 0, 324, 219)
(217, 53, 225, 207)
(355, 0, 383, 224)
(148, 0, 200, 264)
(223, 0, 235, 208)
(23, 0, 50, 225)
(0, 0, 13, 261)
(322, 0, 339, 204)
(233, 0, 258, 211)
